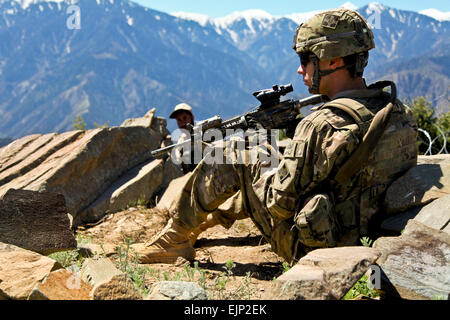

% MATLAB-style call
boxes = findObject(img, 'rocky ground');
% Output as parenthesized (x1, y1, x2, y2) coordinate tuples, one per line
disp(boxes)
(1, 109, 448, 300)
(74, 206, 381, 300)
(77, 207, 286, 300)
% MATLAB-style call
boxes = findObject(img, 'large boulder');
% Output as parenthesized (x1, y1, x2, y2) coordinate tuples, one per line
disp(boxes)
(381, 191, 450, 235)
(0, 110, 172, 227)
(79, 159, 165, 223)
(384, 154, 450, 214)
(0, 189, 77, 255)
(265, 247, 380, 300)
(0, 131, 82, 186)
(0, 242, 62, 300)
(28, 269, 92, 300)
(374, 220, 450, 300)
(413, 194, 450, 234)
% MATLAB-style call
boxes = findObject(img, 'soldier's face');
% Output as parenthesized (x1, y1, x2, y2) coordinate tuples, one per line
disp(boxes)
(298, 56, 341, 95)
(176, 111, 194, 129)
(297, 59, 314, 89)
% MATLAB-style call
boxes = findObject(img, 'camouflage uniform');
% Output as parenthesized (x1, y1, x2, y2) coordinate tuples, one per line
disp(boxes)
(170, 86, 417, 263)
(133, 8, 418, 264)
(174, 127, 249, 230)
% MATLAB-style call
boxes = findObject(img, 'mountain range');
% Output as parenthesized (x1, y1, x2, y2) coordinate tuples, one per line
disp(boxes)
(0, 0, 448, 140)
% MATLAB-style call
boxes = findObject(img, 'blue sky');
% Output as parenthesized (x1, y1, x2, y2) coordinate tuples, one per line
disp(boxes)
(132, 0, 450, 17)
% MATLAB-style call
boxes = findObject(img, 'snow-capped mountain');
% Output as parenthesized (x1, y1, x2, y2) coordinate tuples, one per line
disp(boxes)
(172, 2, 449, 108)
(419, 9, 450, 22)
(0, 0, 448, 139)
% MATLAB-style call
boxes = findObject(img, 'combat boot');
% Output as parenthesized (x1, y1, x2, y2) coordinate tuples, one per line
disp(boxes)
(132, 218, 195, 264)
(188, 214, 220, 246)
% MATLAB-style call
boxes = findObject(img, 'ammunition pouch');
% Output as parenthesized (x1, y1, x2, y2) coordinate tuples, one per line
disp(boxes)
(294, 193, 340, 248)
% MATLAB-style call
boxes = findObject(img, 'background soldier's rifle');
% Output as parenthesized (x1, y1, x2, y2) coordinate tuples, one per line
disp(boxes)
(151, 84, 328, 159)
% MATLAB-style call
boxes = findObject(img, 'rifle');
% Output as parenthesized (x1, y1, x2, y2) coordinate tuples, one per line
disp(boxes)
(151, 84, 328, 159)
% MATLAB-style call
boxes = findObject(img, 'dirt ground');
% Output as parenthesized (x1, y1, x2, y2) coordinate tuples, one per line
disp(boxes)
(77, 207, 286, 300)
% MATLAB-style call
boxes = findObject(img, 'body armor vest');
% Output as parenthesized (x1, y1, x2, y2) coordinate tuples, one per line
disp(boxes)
(319, 84, 418, 241)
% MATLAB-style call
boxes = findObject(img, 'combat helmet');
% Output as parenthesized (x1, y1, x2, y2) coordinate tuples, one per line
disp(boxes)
(293, 8, 375, 94)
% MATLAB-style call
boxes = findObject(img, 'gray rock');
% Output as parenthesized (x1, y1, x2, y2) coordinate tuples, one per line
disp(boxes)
(145, 281, 207, 300)
(381, 206, 422, 233)
(0, 111, 171, 227)
(0, 189, 77, 255)
(382, 194, 450, 234)
(120, 108, 156, 128)
(80, 159, 164, 223)
(80, 258, 122, 286)
(265, 247, 380, 300)
(384, 154, 450, 214)
(374, 220, 450, 300)
(81, 258, 142, 300)
(413, 194, 450, 234)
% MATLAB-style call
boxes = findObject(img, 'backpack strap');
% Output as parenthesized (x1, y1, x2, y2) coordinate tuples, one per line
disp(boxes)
(318, 98, 374, 133)
(319, 98, 395, 185)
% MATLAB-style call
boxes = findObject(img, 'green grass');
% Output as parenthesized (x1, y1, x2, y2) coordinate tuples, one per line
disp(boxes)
(48, 250, 83, 269)
(113, 246, 256, 300)
(47, 234, 94, 268)
(342, 274, 380, 300)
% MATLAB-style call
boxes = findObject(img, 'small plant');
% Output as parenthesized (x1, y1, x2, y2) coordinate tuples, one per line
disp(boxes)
(342, 274, 380, 300)
(94, 121, 110, 129)
(72, 114, 87, 130)
(193, 262, 208, 289)
(360, 236, 373, 247)
(115, 237, 152, 296)
(282, 262, 291, 274)
(76, 233, 93, 246)
(212, 273, 229, 300)
(224, 259, 236, 276)
(231, 271, 255, 300)
(183, 263, 196, 282)
(127, 195, 148, 208)
(48, 250, 83, 269)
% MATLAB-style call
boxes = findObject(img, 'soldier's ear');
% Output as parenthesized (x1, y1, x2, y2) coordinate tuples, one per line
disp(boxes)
(329, 57, 345, 69)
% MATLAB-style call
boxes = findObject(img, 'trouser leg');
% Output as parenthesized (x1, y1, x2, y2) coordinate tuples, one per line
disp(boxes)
(212, 191, 249, 229)
(173, 158, 245, 231)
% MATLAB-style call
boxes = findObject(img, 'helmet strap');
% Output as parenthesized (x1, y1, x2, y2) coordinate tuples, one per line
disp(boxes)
(309, 55, 353, 94)
(310, 56, 321, 94)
